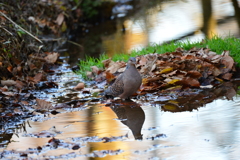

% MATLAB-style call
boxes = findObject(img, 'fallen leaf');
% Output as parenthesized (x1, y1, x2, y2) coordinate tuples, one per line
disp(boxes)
(0, 86, 8, 92)
(21, 101, 29, 105)
(221, 73, 232, 80)
(56, 13, 64, 26)
(182, 77, 200, 87)
(15, 80, 25, 89)
(34, 73, 44, 83)
(181, 54, 195, 60)
(35, 98, 53, 110)
(159, 67, 173, 74)
(86, 71, 94, 79)
(74, 82, 85, 90)
(106, 61, 123, 74)
(186, 71, 202, 79)
(1, 80, 16, 86)
(45, 52, 59, 64)
(166, 79, 181, 85)
(102, 58, 114, 68)
(2, 92, 14, 96)
(221, 54, 234, 70)
(91, 66, 99, 74)
(139, 56, 147, 65)
(105, 71, 115, 83)
(14, 108, 24, 115)
(142, 78, 148, 85)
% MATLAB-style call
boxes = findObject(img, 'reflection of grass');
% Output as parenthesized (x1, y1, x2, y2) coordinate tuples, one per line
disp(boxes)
(77, 36, 240, 79)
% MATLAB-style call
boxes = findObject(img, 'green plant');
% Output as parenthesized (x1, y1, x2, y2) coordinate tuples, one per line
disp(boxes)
(81, 0, 102, 18)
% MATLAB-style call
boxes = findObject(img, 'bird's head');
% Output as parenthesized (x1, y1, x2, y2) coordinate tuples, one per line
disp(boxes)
(128, 57, 137, 66)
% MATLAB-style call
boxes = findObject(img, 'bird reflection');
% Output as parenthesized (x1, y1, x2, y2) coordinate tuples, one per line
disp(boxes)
(108, 99, 145, 140)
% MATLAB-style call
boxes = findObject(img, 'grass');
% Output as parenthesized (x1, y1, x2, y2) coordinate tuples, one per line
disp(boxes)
(77, 36, 240, 79)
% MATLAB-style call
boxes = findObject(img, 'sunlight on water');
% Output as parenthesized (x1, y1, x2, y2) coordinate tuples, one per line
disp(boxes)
(103, 0, 239, 56)
(4, 96, 240, 159)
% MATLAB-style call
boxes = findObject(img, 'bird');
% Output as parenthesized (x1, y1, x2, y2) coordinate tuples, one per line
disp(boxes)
(104, 57, 142, 99)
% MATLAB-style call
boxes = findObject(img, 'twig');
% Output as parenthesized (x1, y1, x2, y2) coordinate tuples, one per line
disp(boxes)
(68, 40, 83, 48)
(0, 25, 13, 36)
(40, 38, 63, 42)
(0, 11, 43, 43)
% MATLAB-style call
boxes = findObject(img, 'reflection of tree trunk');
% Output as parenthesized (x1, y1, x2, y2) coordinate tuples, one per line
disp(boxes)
(201, 0, 216, 38)
(231, 0, 240, 35)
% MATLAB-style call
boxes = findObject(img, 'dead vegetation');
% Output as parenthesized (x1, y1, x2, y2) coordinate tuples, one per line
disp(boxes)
(89, 47, 237, 92)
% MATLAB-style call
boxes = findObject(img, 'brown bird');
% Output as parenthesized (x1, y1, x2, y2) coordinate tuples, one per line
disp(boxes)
(104, 57, 142, 99)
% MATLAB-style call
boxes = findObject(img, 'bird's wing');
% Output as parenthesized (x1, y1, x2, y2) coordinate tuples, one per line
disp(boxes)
(104, 74, 124, 97)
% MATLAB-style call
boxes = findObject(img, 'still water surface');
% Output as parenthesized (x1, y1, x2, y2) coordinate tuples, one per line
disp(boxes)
(5, 96, 240, 159)
(68, 0, 240, 64)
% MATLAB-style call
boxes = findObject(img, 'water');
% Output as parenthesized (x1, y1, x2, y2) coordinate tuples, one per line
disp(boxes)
(66, 0, 240, 66)
(3, 97, 240, 159)
(1, 63, 240, 159)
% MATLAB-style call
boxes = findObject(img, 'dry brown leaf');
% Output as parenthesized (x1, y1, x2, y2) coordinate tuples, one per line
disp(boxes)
(210, 54, 222, 63)
(74, 82, 85, 90)
(102, 58, 114, 68)
(35, 98, 53, 110)
(21, 101, 29, 105)
(15, 80, 25, 89)
(221, 73, 232, 80)
(117, 67, 125, 72)
(91, 66, 99, 74)
(181, 54, 195, 60)
(182, 77, 200, 87)
(86, 71, 94, 79)
(45, 52, 59, 64)
(106, 61, 123, 74)
(212, 67, 222, 76)
(106, 71, 116, 83)
(221, 55, 234, 70)
(139, 56, 147, 65)
(7, 66, 13, 72)
(34, 73, 44, 83)
(2, 92, 14, 96)
(186, 71, 202, 79)
(221, 50, 230, 56)
(171, 51, 183, 57)
(56, 13, 64, 26)
(0, 86, 8, 92)
(1, 80, 16, 86)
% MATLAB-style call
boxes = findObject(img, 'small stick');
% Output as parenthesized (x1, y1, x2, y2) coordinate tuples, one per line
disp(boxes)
(0, 25, 13, 35)
(0, 11, 43, 43)
(68, 40, 83, 48)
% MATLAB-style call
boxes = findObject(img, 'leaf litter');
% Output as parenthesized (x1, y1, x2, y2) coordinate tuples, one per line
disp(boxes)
(83, 48, 240, 107)
(1, 46, 240, 159)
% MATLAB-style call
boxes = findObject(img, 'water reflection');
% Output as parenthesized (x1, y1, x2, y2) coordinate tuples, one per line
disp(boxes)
(152, 81, 240, 112)
(1, 92, 240, 159)
(108, 99, 145, 140)
(58, 0, 240, 66)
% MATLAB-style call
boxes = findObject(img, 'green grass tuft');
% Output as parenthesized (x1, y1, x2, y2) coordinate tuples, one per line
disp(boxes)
(77, 36, 240, 79)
